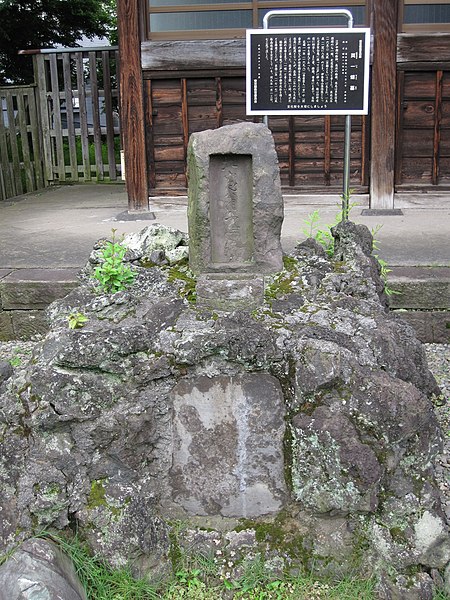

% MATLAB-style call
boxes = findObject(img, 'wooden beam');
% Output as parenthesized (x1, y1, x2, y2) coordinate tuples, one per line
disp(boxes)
(141, 40, 246, 71)
(117, 0, 149, 211)
(394, 71, 405, 187)
(144, 80, 156, 189)
(370, 0, 399, 209)
(215, 77, 223, 128)
(397, 33, 450, 63)
(288, 116, 295, 187)
(324, 116, 331, 186)
(181, 78, 189, 188)
(432, 70, 443, 186)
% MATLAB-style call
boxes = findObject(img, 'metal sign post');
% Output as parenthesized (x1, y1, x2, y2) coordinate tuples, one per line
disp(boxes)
(246, 9, 370, 220)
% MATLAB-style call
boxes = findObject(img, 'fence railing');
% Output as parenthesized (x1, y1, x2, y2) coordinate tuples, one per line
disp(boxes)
(0, 85, 43, 200)
(33, 47, 121, 184)
(0, 47, 121, 201)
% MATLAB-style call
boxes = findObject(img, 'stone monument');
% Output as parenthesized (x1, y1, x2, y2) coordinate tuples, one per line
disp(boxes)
(187, 122, 284, 309)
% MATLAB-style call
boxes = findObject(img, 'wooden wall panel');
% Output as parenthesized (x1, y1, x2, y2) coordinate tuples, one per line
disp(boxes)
(403, 72, 437, 97)
(396, 69, 449, 188)
(439, 158, 450, 180)
(144, 74, 368, 194)
(402, 129, 434, 155)
(402, 101, 437, 128)
(400, 158, 433, 182)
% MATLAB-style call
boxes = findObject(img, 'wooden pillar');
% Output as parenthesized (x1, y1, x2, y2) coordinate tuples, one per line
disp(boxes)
(117, 0, 149, 212)
(369, 0, 400, 209)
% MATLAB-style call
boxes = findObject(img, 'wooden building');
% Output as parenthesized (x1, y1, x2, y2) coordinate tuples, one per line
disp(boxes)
(116, 0, 450, 210)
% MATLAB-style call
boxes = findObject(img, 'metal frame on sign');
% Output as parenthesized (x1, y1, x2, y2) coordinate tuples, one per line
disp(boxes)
(261, 9, 357, 219)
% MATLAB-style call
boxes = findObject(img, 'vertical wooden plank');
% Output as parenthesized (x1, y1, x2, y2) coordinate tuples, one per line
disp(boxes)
(288, 116, 295, 187)
(89, 52, 105, 181)
(360, 115, 369, 187)
(16, 91, 34, 191)
(102, 50, 117, 181)
(144, 79, 156, 188)
(76, 52, 91, 181)
(370, 0, 399, 209)
(62, 53, 78, 181)
(397, 0, 405, 32)
(0, 167, 5, 201)
(34, 54, 53, 184)
(181, 78, 189, 188)
(395, 70, 405, 187)
(215, 76, 223, 128)
(432, 70, 443, 186)
(5, 91, 22, 195)
(324, 116, 331, 186)
(49, 53, 66, 182)
(0, 90, 13, 198)
(27, 86, 44, 189)
(117, 0, 149, 211)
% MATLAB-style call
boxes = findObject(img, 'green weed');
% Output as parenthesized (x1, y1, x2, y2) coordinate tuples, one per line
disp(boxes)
(93, 229, 136, 294)
(21, 533, 444, 600)
(300, 201, 358, 257)
(68, 311, 89, 330)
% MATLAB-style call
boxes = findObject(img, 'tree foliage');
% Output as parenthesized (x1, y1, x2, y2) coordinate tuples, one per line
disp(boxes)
(0, 0, 117, 84)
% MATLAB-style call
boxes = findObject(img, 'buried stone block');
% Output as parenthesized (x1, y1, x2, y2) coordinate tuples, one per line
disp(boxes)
(187, 122, 284, 309)
(169, 373, 287, 518)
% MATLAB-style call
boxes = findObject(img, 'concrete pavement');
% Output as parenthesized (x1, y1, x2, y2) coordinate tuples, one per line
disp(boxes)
(0, 183, 449, 269)
(0, 184, 449, 341)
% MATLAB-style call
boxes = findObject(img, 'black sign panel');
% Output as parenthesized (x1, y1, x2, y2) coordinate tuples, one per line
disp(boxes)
(246, 28, 370, 115)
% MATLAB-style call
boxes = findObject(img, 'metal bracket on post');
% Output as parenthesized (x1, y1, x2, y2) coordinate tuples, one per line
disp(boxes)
(261, 8, 354, 220)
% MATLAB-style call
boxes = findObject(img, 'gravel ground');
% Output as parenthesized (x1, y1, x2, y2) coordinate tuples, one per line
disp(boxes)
(0, 339, 449, 519)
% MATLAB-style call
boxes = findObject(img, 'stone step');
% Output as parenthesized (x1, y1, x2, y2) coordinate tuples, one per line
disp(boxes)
(0, 266, 449, 343)
(0, 268, 79, 340)
(388, 266, 450, 344)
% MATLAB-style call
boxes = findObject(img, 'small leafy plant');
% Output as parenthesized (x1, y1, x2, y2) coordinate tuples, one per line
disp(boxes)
(300, 209, 335, 256)
(301, 200, 358, 257)
(93, 229, 136, 294)
(301, 205, 398, 295)
(68, 311, 89, 330)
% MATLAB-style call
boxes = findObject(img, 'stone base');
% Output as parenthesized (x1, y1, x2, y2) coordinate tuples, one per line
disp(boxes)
(0, 269, 79, 340)
(196, 274, 264, 311)
(360, 209, 403, 216)
(115, 210, 156, 221)
(393, 310, 450, 344)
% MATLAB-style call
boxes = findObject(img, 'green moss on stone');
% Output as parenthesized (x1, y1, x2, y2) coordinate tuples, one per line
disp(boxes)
(234, 513, 313, 567)
(167, 266, 197, 303)
(87, 479, 122, 517)
(88, 479, 107, 509)
(282, 256, 300, 272)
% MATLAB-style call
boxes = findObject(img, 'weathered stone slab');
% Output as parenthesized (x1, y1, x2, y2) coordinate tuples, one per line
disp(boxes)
(0, 269, 79, 310)
(187, 122, 284, 276)
(196, 274, 264, 311)
(393, 310, 450, 344)
(170, 374, 287, 517)
(0, 311, 14, 341)
(388, 266, 450, 309)
(0, 269, 12, 282)
(11, 310, 48, 340)
(0, 538, 87, 600)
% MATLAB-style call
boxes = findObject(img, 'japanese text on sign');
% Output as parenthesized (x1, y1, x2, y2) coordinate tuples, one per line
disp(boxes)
(246, 28, 370, 115)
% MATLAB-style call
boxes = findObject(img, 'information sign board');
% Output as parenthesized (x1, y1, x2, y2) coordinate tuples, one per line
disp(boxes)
(246, 28, 370, 116)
